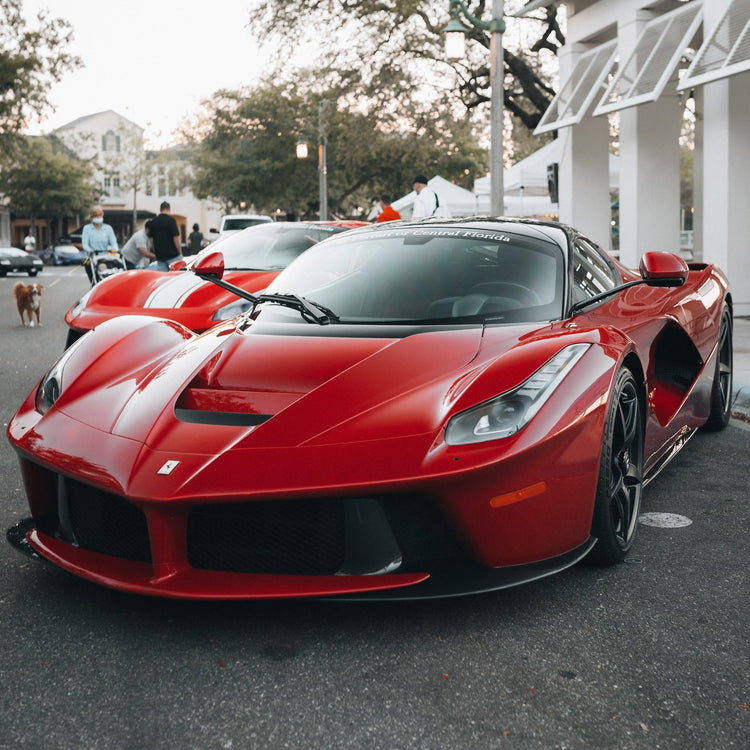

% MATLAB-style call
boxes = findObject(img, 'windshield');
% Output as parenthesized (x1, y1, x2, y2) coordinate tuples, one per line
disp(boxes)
(192, 224, 345, 271)
(260, 225, 565, 324)
(222, 217, 270, 231)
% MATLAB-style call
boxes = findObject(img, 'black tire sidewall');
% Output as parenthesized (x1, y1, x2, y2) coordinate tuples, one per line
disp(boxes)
(589, 367, 643, 565)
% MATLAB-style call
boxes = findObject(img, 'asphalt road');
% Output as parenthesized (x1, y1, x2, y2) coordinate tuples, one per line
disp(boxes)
(0, 266, 748, 750)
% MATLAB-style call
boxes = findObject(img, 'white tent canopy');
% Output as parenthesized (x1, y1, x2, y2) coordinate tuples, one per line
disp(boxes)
(388, 141, 618, 219)
(474, 138, 620, 198)
(392, 175, 480, 218)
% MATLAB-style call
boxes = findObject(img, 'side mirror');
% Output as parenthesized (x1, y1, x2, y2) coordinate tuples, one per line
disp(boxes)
(639, 251, 689, 287)
(170, 258, 187, 272)
(192, 250, 225, 279)
(209, 227, 219, 234)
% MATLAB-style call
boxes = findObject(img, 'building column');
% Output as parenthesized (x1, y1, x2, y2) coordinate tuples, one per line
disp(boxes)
(617, 97, 682, 268)
(557, 42, 612, 250)
(702, 73, 750, 316)
(558, 116, 612, 250)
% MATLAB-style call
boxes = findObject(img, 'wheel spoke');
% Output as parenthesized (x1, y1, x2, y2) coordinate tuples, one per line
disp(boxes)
(609, 382, 642, 546)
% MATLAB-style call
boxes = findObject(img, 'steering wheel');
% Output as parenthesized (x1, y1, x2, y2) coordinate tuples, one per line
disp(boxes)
(470, 282, 542, 306)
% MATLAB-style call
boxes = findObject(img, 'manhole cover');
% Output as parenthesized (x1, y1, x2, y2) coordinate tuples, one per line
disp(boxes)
(638, 512, 692, 528)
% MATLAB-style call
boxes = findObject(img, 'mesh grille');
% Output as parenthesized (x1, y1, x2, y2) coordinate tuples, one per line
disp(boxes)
(65, 478, 151, 562)
(187, 495, 466, 576)
(188, 499, 347, 575)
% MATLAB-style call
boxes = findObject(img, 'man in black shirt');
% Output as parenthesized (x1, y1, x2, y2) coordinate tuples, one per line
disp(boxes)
(150, 201, 182, 271)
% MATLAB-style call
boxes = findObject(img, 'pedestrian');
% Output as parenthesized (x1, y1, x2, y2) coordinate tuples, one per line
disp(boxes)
(188, 222, 204, 254)
(120, 220, 155, 269)
(411, 175, 439, 218)
(23, 230, 36, 252)
(376, 194, 402, 223)
(82, 206, 118, 283)
(150, 201, 183, 271)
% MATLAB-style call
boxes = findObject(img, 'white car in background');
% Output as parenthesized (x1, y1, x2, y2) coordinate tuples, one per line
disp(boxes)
(210, 214, 273, 239)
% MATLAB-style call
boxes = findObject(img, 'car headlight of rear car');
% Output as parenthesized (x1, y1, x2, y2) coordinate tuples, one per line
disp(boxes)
(36, 341, 82, 414)
(445, 343, 591, 445)
(212, 299, 253, 321)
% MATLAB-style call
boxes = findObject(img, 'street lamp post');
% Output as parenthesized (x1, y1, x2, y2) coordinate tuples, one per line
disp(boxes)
(318, 101, 328, 221)
(443, 0, 505, 216)
(296, 101, 328, 220)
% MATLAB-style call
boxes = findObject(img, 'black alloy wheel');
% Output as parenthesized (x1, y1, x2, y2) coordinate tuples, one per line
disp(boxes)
(703, 305, 733, 431)
(589, 367, 644, 564)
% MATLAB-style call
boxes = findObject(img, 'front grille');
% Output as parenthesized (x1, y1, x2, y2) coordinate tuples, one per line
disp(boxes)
(63, 478, 151, 562)
(187, 494, 467, 576)
(188, 499, 347, 574)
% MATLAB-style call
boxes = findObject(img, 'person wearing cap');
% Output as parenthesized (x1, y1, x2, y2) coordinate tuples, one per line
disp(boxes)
(412, 174, 438, 218)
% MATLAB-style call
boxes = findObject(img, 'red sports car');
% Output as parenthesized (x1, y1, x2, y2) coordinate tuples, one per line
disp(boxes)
(8, 218, 732, 600)
(64, 220, 366, 347)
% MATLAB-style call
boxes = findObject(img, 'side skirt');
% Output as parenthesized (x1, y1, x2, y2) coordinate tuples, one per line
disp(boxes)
(643, 428, 697, 488)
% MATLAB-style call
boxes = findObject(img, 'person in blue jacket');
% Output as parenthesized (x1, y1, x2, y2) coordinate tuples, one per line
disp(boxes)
(81, 205, 118, 283)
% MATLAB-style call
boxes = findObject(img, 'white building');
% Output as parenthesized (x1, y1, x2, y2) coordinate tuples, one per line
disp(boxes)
(523, 0, 750, 315)
(53, 110, 222, 243)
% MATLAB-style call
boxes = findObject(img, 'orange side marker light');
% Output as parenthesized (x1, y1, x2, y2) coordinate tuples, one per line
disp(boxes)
(490, 481, 547, 508)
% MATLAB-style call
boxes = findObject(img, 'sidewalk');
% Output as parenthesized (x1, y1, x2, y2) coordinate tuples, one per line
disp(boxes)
(731, 316, 750, 422)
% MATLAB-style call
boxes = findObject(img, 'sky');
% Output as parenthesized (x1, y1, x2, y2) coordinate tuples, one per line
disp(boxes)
(23, 0, 272, 147)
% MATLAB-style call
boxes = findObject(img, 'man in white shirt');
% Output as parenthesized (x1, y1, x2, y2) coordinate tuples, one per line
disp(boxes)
(24, 231, 36, 252)
(412, 174, 438, 218)
(120, 221, 156, 269)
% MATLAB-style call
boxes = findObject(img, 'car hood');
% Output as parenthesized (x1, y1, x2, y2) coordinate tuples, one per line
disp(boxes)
(80, 269, 278, 310)
(56, 320, 555, 452)
(23, 317, 598, 500)
(114, 325, 489, 448)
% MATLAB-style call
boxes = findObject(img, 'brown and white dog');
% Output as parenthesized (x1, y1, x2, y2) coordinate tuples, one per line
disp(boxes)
(14, 282, 43, 327)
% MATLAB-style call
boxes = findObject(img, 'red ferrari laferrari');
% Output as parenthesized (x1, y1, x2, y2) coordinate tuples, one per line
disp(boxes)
(63, 220, 366, 347)
(8, 218, 732, 599)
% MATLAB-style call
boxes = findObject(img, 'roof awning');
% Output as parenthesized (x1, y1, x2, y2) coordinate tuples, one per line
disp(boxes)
(534, 41, 617, 135)
(679, 0, 750, 89)
(593, 2, 702, 116)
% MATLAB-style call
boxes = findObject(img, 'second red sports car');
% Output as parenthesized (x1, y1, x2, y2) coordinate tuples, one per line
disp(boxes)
(64, 220, 366, 347)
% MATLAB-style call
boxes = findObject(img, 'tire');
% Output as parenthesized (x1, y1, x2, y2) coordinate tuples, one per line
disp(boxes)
(702, 306, 733, 432)
(28, 270, 38, 277)
(588, 367, 644, 565)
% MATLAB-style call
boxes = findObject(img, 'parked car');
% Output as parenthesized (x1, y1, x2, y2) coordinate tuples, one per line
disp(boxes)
(0, 246, 44, 276)
(8, 218, 732, 600)
(64, 220, 367, 347)
(38, 242, 88, 266)
(209, 213, 273, 239)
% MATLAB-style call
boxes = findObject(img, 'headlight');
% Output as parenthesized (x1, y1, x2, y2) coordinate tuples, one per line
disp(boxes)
(212, 299, 252, 321)
(35, 341, 82, 414)
(68, 289, 94, 319)
(445, 343, 591, 445)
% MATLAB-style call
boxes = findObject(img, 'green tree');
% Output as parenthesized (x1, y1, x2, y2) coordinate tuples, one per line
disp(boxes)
(0, 0, 80, 145)
(3, 135, 99, 241)
(188, 81, 487, 217)
(247, 0, 563, 134)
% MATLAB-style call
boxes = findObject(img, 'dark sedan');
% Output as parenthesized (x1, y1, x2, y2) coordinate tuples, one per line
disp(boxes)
(0, 247, 44, 276)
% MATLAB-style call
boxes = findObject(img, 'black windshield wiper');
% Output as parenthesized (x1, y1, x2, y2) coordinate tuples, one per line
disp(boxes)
(255, 293, 339, 325)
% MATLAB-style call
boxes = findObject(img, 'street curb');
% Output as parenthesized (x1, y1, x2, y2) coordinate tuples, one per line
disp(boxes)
(731, 382, 750, 423)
